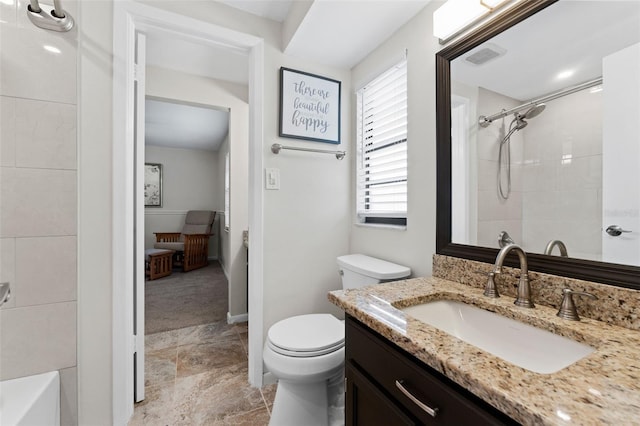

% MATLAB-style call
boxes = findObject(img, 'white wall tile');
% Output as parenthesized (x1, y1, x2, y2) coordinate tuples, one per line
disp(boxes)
(558, 155, 602, 191)
(15, 236, 76, 306)
(0, 238, 16, 309)
(0, 301, 76, 380)
(0, 168, 76, 237)
(15, 98, 76, 169)
(522, 219, 559, 255)
(522, 190, 559, 221)
(478, 189, 522, 222)
(557, 188, 601, 222)
(0, 25, 76, 104)
(521, 161, 558, 192)
(0, 0, 17, 25)
(1, 96, 16, 167)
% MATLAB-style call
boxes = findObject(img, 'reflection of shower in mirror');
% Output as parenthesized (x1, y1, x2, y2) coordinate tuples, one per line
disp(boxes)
(496, 104, 546, 199)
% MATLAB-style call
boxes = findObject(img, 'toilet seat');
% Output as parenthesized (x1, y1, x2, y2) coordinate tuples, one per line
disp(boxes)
(267, 314, 345, 358)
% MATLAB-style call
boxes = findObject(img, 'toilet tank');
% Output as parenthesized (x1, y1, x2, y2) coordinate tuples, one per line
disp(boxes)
(337, 254, 411, 290)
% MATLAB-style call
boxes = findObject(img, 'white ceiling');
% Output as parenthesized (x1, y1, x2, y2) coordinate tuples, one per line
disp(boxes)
(218, 0, 293, 22)
(452, 1, 640, 102)
(283, 0, 431, 68)
(145, 99, 230, 152)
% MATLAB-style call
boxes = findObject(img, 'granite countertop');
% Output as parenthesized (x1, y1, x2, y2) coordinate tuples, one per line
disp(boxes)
(328, 276, 640, 425)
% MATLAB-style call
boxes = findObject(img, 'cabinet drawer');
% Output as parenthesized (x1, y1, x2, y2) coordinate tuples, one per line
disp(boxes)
(346, 316, 517, 425)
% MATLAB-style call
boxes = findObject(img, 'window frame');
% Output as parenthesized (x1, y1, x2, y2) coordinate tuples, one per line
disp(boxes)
(356, 59, 408, 227)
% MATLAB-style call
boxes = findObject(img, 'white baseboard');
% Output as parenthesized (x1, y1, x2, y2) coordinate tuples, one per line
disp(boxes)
(227, 311, 248, 324)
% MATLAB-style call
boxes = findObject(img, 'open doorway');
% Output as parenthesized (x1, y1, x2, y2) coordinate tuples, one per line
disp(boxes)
(143, 97, 229, 333)
(113, 3, 265, 422)
(130, 30, 263, 421)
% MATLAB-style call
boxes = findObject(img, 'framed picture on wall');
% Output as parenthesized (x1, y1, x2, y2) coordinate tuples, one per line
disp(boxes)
(144, 163, 163, 207)
(279, 67, 341, 144)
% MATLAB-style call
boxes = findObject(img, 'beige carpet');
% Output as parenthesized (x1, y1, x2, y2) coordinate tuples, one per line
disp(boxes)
(145, 261, 228, 334)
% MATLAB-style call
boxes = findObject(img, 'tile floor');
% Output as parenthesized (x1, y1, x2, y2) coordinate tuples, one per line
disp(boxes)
(130, 321, 276, 425)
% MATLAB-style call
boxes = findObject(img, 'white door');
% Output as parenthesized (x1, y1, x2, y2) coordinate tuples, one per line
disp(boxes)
(602, 42, 640, 266)
(133, 31, 147, 402)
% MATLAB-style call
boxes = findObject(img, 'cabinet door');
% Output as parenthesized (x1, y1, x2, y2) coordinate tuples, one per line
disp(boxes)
(346, 363, 416, 426)
(346, 316, 518, 425)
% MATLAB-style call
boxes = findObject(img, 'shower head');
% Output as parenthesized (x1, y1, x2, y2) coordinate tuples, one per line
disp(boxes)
(512, 103, 545, 131)
(522, 103, 546, 120)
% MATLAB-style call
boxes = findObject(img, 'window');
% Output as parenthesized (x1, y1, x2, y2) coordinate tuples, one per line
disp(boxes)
(356, 59, 408, 226)
(224, 152, 230, 231)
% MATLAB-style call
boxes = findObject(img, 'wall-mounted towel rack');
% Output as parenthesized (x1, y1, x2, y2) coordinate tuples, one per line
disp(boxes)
(27, 0, 74, 32)
(271, 143, 346, 160)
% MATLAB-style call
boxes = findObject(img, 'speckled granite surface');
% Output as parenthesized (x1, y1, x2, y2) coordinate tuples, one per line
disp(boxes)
(328, 276, 640, 425)
(433, 255, 640, 331)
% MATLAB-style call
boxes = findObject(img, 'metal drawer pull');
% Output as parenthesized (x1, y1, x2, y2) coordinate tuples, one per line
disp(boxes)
(395, 379, 439, 417)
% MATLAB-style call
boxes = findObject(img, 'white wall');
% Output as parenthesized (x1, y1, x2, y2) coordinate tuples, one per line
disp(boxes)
(350, 2, 441, 279)
(1, 0, 79, 424)
(144, 145, 220, 258)
(145, 65, 249, 317)
(77, 0, 114, 423)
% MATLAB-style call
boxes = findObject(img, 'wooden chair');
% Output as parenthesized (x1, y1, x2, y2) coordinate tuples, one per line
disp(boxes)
(154, 210, 216, 272)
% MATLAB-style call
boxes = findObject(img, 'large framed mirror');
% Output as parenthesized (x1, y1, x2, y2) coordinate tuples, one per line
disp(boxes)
(436, 0, 640, 289)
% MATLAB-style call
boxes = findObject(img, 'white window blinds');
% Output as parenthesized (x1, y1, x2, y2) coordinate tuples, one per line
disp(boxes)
(356, 59, 408, 223)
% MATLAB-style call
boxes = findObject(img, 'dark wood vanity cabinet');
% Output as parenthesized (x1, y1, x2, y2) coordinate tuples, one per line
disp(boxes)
(345, 316, 518, 426)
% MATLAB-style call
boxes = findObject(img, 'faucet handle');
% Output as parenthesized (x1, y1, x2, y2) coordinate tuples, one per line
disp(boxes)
(483, 272, 500, 298)
(556, 288, 597, 321)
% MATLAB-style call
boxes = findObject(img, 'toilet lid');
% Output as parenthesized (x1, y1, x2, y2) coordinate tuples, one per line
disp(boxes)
(268, 314, 344, 356)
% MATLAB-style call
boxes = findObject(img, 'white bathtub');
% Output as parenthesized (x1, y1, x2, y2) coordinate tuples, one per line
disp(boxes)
(0, 371, 60, 426)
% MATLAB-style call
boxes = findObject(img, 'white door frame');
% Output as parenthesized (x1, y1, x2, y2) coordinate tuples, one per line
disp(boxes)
(112, 2, 265, 423)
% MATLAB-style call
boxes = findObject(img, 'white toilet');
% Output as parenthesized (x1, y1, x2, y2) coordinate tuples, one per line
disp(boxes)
(264, 254, 411, 426)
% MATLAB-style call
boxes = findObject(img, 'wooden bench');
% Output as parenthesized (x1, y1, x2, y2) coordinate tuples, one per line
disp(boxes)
(145, 249, 174, 280)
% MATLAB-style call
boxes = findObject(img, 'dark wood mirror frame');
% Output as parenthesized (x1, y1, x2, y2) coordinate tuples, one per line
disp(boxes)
(435, 0, 640, 289)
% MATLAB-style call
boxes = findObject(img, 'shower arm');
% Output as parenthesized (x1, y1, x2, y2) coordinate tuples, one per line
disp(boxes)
(479, 77, 602, 127)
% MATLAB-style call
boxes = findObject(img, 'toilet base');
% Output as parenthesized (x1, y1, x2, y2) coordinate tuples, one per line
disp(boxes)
(269, 371, 344, 426)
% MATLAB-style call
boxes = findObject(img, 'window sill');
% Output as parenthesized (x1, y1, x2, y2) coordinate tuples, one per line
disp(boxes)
(354, 222, 407, 231)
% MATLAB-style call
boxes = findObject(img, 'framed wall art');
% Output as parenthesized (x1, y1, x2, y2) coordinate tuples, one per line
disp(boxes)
(279, 67, 341, 144)
(144, 163, 163, 207)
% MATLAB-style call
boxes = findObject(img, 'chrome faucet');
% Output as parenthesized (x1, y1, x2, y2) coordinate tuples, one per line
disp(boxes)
(544, 239, 568, 257)
(484, 244, 535, 308)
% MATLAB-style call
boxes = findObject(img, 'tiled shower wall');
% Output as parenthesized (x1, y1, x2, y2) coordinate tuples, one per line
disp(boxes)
(474, 86, 602, 259)
(0, 0, 78, 424)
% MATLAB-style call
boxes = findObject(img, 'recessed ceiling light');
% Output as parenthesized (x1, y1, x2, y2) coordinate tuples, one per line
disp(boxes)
(556, 70, 574, 80)
(43, 45, 62, 54)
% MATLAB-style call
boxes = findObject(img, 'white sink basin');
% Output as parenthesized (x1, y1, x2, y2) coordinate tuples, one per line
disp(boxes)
(402, 300, 595, 374)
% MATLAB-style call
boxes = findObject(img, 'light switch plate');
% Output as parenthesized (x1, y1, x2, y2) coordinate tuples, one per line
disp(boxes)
(265, 168, 280, 190)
